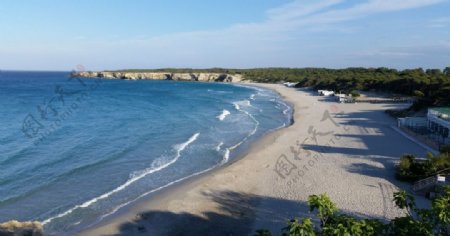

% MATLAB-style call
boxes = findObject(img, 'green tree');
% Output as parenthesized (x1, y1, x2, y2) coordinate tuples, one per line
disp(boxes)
(431, 186, 450, 234)
(257, 187, 450, 236)
(393, 190, 415, 216)
(282, 218, 316, 236)
(308, 193, 337, 226)
(443, 67, 450, 76)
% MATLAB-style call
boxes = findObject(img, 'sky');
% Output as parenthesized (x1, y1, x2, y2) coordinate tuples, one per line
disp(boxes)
(0, 0, 449, 71)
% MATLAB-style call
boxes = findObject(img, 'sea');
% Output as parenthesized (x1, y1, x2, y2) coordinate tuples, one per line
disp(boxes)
(0, 71, 292, 235)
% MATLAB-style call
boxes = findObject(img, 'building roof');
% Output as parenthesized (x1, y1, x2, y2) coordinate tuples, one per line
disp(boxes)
(430, 107, 450, 116)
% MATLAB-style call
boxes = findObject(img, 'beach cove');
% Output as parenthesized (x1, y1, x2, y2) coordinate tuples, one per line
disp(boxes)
(0, 73, 293, 235)
(77, 83, 430, 235)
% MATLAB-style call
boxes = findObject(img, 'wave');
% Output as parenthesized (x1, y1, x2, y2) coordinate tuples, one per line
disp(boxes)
(130, 132, 199, 179)
(215, 142, 223, 152)
(250, 94, 256, 100)
(96, 161, 220, 225)
(231, 83, 266, 93)
(216, 110, 230, 121)
(0, 134, 160, 206)
(222, 148, 230, 164)
(214, 142, 229, 164)
(271, 97, 292, 116)
(230, 101, 259, 150)
(207, 89, 232, 94)
(41, 133, 200, 225)
(277, 100, 292, 115)
(270, 99, 294, 131)
(232, 100, 251, 111)
(96, 141, 232, 226)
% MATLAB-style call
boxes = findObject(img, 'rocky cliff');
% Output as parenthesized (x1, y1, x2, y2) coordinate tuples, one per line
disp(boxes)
(0, 221, 43, 236)
(71, 71, 243, 82)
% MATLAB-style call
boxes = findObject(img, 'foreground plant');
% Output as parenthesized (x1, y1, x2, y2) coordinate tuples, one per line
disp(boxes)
(256, 186, 450, 236)
(282, 218, 315, 236)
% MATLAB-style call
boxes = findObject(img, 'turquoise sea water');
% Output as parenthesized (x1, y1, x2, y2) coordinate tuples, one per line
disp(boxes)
(0, 71, 292, 235)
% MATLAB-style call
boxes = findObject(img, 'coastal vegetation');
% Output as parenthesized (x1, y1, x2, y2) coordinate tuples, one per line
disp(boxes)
(397, 147, 450, 182)
(108, 67, 450, 109)
(243, 67, 450, 110)
(256, 189, 450, 236)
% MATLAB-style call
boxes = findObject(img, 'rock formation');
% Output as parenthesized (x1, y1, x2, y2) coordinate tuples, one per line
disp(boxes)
(0, 220, 43, 236)
(71, 71, 243, 82)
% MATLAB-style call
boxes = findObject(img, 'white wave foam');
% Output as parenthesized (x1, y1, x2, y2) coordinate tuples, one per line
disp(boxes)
(98, 162, 220, 223)
(176, 133, 200, 154)
(42, 133, 200, 225)
(278, 100, 292, 115)
(222, 148, 230, 164)
(79, 143, 235, 227)
(250, 94, 256, 100)
(215, 142, 223, 152)
(216, 110, 230, 121)
(231, 83, 266, 93)
(233, 100, 251, 111)
(229, 105, 259, 150)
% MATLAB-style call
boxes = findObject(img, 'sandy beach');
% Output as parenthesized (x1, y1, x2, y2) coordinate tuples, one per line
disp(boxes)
(77, 83, 430, 236)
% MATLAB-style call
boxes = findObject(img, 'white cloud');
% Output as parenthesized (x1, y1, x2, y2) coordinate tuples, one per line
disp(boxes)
(267, 0, 343, 22)
(278, 0, 446, 28)
(2, 0, 447, 70)
(130, 0, 446, 45)
(343, 0, 444, 13)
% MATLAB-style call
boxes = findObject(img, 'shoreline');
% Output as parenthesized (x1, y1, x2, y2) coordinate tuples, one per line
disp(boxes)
(64, 82, 292, 235)
(76, 83, 430, 236)
(72, 128, 287, 235)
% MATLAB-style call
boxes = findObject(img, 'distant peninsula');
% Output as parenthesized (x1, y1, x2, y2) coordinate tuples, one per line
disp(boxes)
(71, 70, 243, 82)
(71, 67, 450, 107)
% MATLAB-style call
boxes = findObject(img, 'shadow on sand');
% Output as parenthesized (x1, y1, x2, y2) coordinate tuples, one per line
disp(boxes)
(114, 191, 310, 236)
(113, 190, 378, 236)
(113, 105, 428, 235)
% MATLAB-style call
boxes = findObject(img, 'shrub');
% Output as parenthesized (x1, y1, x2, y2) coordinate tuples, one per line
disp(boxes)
(282, 218, 315, 236)
(399, 155, 414, 172)
(256, 187, 450, 236)
(396, 153, 450, 182)
(413, 90, 425, 97)
(396, 154, 426, 181)
(308, 193, 337, 226)
(429, 152, 450, 171)
(351, 91, 361, 97)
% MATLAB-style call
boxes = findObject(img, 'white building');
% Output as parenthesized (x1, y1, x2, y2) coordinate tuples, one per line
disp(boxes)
(335, 94, 355, 103)
(427, 108, 450, 139)
(318, 90, 334, 96)
(398, 117, 428, 133)
(283, 82, 297, 87)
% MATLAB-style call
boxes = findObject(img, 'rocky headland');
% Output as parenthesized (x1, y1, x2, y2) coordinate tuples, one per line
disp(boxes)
(71, 71, 243, 82)
(0, 220, 43, 236)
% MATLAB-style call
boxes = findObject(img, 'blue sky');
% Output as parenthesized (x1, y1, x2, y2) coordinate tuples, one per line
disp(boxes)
(0, 0, 449, 71)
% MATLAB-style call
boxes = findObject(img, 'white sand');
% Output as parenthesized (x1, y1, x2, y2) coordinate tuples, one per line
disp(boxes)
(77, 84, 429, 236)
